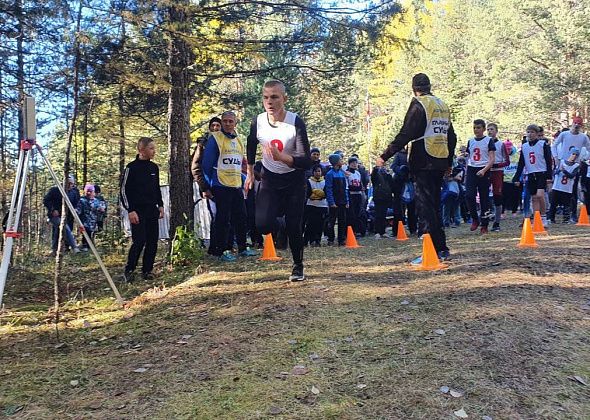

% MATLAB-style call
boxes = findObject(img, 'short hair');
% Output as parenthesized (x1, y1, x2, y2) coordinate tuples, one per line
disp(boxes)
(412, 73, 431, 93)
(221, 111, 236, 120)
(486, 123, 498, 130)
(526, 124, 541, 133)
(137, 137, 154, 149)
(312, 164, 322, 173)
(263, 79, 286, 94)
(538, 126, 544, 132)
(473, 119, 486, 128)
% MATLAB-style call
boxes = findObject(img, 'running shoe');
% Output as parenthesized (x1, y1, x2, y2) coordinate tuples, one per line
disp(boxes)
(123, 270, 135, 283)
(491, 222, 500, 232)
(220, 250, 237, 262)
(289, 263, 305, 281)
(410, 255, 422, 265)
(480, 226, 488, 234)
(438, 250, 451, 261)
(142, 272, 155, 280)
(239, 247, 258, 257)
(470, 220, 480, 231)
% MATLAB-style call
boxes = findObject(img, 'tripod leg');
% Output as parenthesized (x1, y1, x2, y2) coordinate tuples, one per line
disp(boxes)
(36, 147, 123, 304)
(0, 148, 32, 308)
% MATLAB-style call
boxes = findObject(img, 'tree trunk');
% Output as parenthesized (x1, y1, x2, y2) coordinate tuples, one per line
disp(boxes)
(166, 1, 194, 240)
(118, 88, 126, 186)
(0, 68, 7, 215)
(15, 0, 25, 143)
(55, 0, 84, 335)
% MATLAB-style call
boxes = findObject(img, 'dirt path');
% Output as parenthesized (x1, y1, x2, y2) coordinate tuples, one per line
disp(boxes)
(1, 218, 589, 419)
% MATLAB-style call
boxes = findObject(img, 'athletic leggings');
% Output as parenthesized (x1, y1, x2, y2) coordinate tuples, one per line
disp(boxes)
(466, 166, 491, 226)
(256, 178, 306, 264)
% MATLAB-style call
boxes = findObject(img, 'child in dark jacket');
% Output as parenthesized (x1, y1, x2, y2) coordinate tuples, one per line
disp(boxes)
(325, 154, 349, 245)
(371, 166, 393, 237)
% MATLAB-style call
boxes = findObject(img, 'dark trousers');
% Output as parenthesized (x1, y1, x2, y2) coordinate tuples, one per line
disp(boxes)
(347, 193, 364, 235)
(304, 205, 327, 244)
(583, 177, 590, 209)
(570, 173, 580, 220)
(327, 205, 347, 244)
(373, 199, 391, 235)
(211, 186, 247, 256)
(125, 212, 159, 274)
(549, 190, 572, 222)
(255, 178, 306, 265)
(245, 188, 262, 247)
(392, 181, 417, 235)
(466, 166, 491, 227)
(414, 170, 448, 252)
(502, 182, 521, 213)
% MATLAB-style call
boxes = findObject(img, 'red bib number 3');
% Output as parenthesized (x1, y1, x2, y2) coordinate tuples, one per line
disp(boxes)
(270, 139, 284, 152)
(472, 148, 481, 162)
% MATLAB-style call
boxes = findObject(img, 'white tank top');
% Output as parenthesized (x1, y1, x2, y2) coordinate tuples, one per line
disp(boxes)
(491, 139, 505, 171)
(256, 111, 298, 174)
(553, 162, 580, 194)
(467, 137, 492, 168)
(522, 140, 547, 174)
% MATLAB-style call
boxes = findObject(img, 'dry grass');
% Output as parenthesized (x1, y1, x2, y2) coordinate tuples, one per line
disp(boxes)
(0, 218, 589, 419)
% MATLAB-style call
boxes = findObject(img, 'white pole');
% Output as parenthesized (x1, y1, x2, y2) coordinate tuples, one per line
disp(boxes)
(36, 147, 123, 304)
(0, 144, 30, 308)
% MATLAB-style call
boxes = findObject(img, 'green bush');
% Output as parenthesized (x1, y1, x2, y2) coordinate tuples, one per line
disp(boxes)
(170, 219, 204, 266)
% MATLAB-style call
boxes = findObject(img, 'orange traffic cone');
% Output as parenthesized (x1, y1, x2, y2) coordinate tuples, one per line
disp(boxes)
(532, 211, 547, 235)
(396, 221, 409, 241)
(518, 218, 538, 248)
(345, 226, 361, 248)
(411, 233, 448, 271)
(259, 233, 282, 261)
(577, 205, 590, 226)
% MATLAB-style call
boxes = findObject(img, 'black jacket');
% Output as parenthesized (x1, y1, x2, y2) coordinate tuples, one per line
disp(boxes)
(371, 167, 393, 201)
(380, 95, 457, 172)
(120, 156, 163, 217)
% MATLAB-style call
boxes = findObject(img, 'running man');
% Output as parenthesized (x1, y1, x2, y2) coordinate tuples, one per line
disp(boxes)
(245, 80, 312, 281)
(376, 73, 457, 262)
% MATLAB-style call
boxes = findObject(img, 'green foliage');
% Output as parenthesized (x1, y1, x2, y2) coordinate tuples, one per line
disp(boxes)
(170, 219, 204, 267)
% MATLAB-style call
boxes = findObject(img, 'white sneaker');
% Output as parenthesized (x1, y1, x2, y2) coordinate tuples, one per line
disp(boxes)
(541, 216, 548, 228)
(374, 234, 382, 239)
(73, 247, 81, 254)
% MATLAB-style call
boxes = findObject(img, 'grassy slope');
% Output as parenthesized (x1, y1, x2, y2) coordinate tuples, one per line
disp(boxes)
(1, 219, 589, 419)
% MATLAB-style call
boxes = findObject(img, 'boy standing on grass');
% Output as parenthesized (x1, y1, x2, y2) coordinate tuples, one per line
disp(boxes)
(513, 124, 553, 227)
(121, 137, 164, 283)
(325, 153, 349, 246)
(487, 123, 510, 231)
(465, 119, 496, 234)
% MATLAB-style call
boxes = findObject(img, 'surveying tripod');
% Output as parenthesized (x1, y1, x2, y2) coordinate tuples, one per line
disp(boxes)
(0, 97, 122, 308)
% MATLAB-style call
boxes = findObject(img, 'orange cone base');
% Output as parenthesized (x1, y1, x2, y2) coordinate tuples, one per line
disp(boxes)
(259, 234, 283, 261)
(396, 221, 409, 241)
(577, 205, 590, 225)
(345, 226, 362, 248)
(411, 262, 449, 271)
(259, 255, 282, 261)
(517, 243, 539, 248)
(532, 211, 548, 235)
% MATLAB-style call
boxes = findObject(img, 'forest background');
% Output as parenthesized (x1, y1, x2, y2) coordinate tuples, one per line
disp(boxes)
(1, 0, 589, 249)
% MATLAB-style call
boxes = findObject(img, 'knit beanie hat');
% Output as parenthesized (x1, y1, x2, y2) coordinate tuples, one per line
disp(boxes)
(328, 154, 341, 166)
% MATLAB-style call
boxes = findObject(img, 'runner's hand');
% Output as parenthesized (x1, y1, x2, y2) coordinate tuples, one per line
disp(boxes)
(244, 170, 255, 192)
(515, 182, 520, 187)
(375, 157, 385, 167)
(128, 211, 139, 225)
(159, 207, 165, 219)
(270, 143, 282, 161)
(476, 169, 485, 177)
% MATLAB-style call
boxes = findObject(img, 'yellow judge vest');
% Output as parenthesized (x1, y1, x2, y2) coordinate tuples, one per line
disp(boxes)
(411, 95, 451, 159)
(212, 131, 244, 188)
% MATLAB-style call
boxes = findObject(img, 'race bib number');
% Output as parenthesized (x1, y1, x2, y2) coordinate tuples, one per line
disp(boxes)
(472, 148, 481, 161)
(529, 152, 536, 165)
(270, 139, 284, 152)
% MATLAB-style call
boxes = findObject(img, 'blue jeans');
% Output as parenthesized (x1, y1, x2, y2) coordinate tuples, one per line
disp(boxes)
(50, 216, 77, 251)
